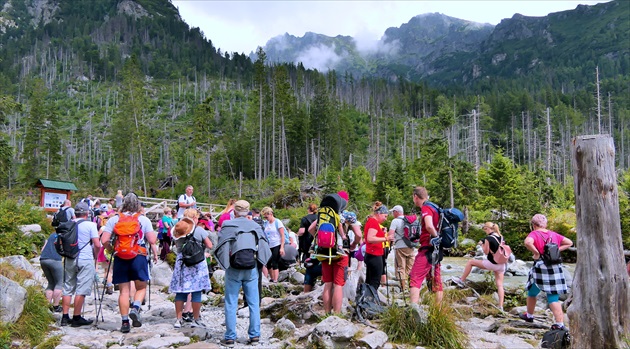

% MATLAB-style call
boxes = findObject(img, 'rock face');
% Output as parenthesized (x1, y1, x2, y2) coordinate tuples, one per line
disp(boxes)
(0, 275, 27, 322)
(18, 224, 42, 235)
(309, 316, 359, 348)
(117, 0, 150, 19)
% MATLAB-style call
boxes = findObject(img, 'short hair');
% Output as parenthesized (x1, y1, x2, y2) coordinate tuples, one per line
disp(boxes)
(183, 208, 199, 220)
(163, 207, 172, 214)
(308, 203, 317, 213)
(252, 208, 260, 214)
(186, 185, 194, 190)
(234, 209, 248, 218)
(261, 207, 273, 216)
(413, 186, 428, 200)
(121, 193, 141, 213)
(531, 214, 548, 229)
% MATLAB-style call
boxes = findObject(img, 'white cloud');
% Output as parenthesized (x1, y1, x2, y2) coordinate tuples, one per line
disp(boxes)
(295, 43, 344, 72)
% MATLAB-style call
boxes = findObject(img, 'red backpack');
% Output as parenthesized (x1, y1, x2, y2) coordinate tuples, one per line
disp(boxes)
(113, 213, 146, 259)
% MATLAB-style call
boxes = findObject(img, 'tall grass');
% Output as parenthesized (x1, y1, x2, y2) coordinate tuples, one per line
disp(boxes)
(380, 298, 469, 349)
(0, 286, 55, 348)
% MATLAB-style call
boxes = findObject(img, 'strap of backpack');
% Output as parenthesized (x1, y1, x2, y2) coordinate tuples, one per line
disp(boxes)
(75, 219, 93, 252)
(488, 234, 503, 254)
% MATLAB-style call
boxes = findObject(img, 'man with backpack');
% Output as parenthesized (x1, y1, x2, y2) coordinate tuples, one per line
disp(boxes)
(52, 200, 75, 227)
(409, 187, 444, 304)
(176, 185, 196, 218)
(388, 205, 415, 292)
(100, 193, 158, 334)
(214, 200, 271, 347)
(60, 202, 101, 327)
(297, 203, 318, 265)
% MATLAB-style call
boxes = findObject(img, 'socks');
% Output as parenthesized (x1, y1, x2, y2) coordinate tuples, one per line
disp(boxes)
(132, 300, 141, 309)
(72, 315, 81, 320)
(555, 322, 565, 328)
(121, 315, 129, 321)
(525, 313, 534, 319)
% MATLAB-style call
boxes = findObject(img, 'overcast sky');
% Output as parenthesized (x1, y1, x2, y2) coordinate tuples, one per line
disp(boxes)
(171, 0, 610, 55)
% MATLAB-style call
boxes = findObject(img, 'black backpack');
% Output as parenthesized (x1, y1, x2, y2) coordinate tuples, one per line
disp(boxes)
(230, 230, 259, 270)
(180, 233, 205, 267)
(537, 231, 562, 265)
(54, 220, 90, 258)
(51, 207, 69, 227)
(541, 327, 570, 349)
(355, 283, 386, 322)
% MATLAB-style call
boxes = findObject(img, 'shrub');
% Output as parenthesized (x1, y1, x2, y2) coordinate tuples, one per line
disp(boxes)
(0, 198, 51, 258)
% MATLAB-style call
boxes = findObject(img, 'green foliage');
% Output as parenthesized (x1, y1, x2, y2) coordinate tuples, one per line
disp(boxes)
(0, 198, 50, 258)
(0, 286, 55, 348)
(380, 302, 469, 349)
(35, 335, 62, 349)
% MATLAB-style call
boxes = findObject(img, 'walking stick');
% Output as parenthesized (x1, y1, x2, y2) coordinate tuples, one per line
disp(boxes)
(96, 250, 114, 322)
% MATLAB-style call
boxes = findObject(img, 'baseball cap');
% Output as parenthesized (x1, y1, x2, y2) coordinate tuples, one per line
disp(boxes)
(390, 205, 404, 214)
(234, 200, 250, 214)
(75, 202, 90, 213)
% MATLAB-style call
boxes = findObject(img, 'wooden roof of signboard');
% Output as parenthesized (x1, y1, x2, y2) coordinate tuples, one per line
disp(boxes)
(35, 179, 79, 191)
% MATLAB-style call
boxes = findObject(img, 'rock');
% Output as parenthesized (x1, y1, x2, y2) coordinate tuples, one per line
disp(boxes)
(136, 336, 190, 349)
(0, 255, 37, 275)
(122, 332, 158, 345)
(507, 260, 529, 276)
(179, 343, 220, 349)
(410, 303, 429, 324)
(309, 316, 359, 348)
(291, 271, 305, 284)
(342, 263, 364, 302)
(211, 269, 225, 289)
(509, 305, 544, 315)
(19, 224, 42, 235)
(0, 275, 27, 322)
(275, 317, 296, 332)
(359, 330, 388, 349)
(150, 261, 173, 287)
(460, 238, 476, 247)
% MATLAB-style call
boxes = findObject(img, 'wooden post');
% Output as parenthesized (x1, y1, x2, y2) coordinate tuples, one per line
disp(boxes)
(568, 135, 630, 348)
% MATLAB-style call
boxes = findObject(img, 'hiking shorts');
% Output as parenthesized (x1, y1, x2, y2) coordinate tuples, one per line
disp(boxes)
(409, 250, 442, 292)
(482, 260, 507, 273)
(322, 255, 348, 286)
(62, 258, 95, 296)
(304, 263, 323, 286)
(112, 255, 150, 284)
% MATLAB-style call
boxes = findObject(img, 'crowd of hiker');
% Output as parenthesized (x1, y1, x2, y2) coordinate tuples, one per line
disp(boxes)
(43, 184, 575, 346)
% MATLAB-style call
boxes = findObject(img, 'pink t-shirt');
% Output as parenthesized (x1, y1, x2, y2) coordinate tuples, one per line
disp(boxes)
(527, 230, 565, 254)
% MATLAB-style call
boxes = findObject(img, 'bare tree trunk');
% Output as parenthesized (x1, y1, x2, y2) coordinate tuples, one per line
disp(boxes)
(546, 107, 551, 172)
(568, 134, 629, 348)
(596, 66, 601, 134)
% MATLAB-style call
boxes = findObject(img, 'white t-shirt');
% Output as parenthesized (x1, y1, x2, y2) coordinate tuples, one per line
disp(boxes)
(264, 219, 286, 248)
(177, 194, 196, 218)
(75, 219, 99, 260)
(390, 217, 408, 249)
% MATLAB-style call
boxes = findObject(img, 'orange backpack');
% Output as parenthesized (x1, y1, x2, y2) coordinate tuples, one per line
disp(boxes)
(113, 213, 147, 259)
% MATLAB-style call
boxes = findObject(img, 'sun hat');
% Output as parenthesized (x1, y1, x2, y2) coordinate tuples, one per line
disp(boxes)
(172, 217, 195, 240)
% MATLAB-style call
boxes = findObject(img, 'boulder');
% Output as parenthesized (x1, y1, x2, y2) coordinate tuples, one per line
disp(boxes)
(460, 238, 477, 248)
(291, 271, 305, 284)
(19, 224, 42, 235)
(506, 260, 529, 276)
(136, 336, 190, 349)
(275, 317, 296, 332)
(211, 269, 225, 289)
(0, 255, 37, 275)
(359, 330, 388, 349)
(0, 275, 27, 322)
(309, 316, 359, 348)
(150, 261, 173, 287)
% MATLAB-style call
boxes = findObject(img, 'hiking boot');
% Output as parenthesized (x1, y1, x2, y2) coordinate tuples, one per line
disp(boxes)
(60, 316, 71, 326)
(190, 319, 206, 328)
(551, 324, 565, 330)
(129, 308, 142, 327)
(182, 312, 193, 322)
(105, 284, 114, 295)
(248, 336, 260, 344)
(120, 321, 130, 333)
(71, 316, 93, 327)
(451, 276, 467, 288)
(52, 305, 63, 313)
(173, 319, 183, 329)
(220, 339, 235, 347)
(519, 313, 534, 323)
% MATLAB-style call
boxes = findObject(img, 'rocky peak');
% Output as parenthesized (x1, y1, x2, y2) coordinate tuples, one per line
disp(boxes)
(27, 0, 59, 27)
(117, 0, 150, 19)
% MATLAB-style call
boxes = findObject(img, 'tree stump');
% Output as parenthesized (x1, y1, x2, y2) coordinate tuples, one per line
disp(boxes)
(568, 135, 630, 348)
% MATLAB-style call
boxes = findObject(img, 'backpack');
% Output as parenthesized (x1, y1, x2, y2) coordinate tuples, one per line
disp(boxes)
(312, 194, 346, 262)
(537, 231, 562, 265)
(54, 219, 90, 258)
(541, 327, 571, 349)
(157, 219, 165, 233)
(423, 201, 464, 249)
(355, 282, 386, 322)
(180, 232, 205, 267)
(175, 194, 195, 214)
(230, 230, 259, 270)
(51, 207, 69, 227)
(402, 215, 421, 247)
(113, 213, 147, 260)
(489, 234, 512, 264)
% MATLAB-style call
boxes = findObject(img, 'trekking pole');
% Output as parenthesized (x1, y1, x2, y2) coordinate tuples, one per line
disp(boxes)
(96, 250, 114, 321)
(147, 246, 152, 310)
(93, 276, 100, 324)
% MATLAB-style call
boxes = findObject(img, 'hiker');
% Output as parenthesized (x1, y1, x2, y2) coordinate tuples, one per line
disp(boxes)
(452, 222, 508, 310)
(297, 203, 318, 265)
(170, 209, 213, 328)
(308, 190, 350, 314)
(303, 256, 323, 293)
(409, 186, 444, 304)
(214, 200, 271, 347)
(158, 207, 175, 261)
(388, 205, 415, 291)
(40, 231, 63, 312)
(96, 211, 114, 295)
(115, 190, 123, 208)
(60, 202, 101, 327)
(101, 193, 158, 333)
(251, 208, 264, 229)
(364, 202, 393, 289)
(53, 199, 76, 225)
(341, 210, 363, 266)
(217, 198, 236, 231)
(261, 207, 286, 283)
(176, 185, 196, 219)
(519, 214, 573, 330)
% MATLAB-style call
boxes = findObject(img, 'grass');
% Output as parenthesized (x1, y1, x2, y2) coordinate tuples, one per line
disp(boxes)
(261, 283, 287, 298)
(272, 327, 291, 340)
(0, 262, 34, 284)
(379, 298, 469, 349)
(34, 335, 61, 349)
(0, 286, 55, 348)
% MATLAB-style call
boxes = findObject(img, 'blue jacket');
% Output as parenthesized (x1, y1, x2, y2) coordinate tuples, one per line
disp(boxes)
(214, 218, 271, 270)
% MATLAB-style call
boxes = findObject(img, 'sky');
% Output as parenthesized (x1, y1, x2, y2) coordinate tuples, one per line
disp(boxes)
(171, 0, 610, 55)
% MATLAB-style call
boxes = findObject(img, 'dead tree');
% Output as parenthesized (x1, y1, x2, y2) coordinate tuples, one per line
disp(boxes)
(568, 135, 629, 348)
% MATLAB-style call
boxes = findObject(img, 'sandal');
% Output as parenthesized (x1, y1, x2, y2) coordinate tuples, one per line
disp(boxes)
(248, 336, 260, 344)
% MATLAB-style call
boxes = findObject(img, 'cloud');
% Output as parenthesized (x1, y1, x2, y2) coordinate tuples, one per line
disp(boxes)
(295, 43, 344, 72)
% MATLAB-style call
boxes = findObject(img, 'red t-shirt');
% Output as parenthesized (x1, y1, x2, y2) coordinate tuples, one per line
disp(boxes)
(364, 217, 384, 256)
(419, 204, 439, 247)
(527, 230, 565, 254)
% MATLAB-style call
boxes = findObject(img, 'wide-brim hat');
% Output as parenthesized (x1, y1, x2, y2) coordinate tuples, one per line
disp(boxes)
(173, 217, 195, 240)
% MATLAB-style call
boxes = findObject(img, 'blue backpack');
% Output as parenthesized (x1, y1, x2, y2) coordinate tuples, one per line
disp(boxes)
(423, 201, 464, 249)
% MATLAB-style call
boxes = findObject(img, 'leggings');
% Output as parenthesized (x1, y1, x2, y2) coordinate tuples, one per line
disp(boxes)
(527, 283, 560, 303)
(364, 253, 383, 289)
